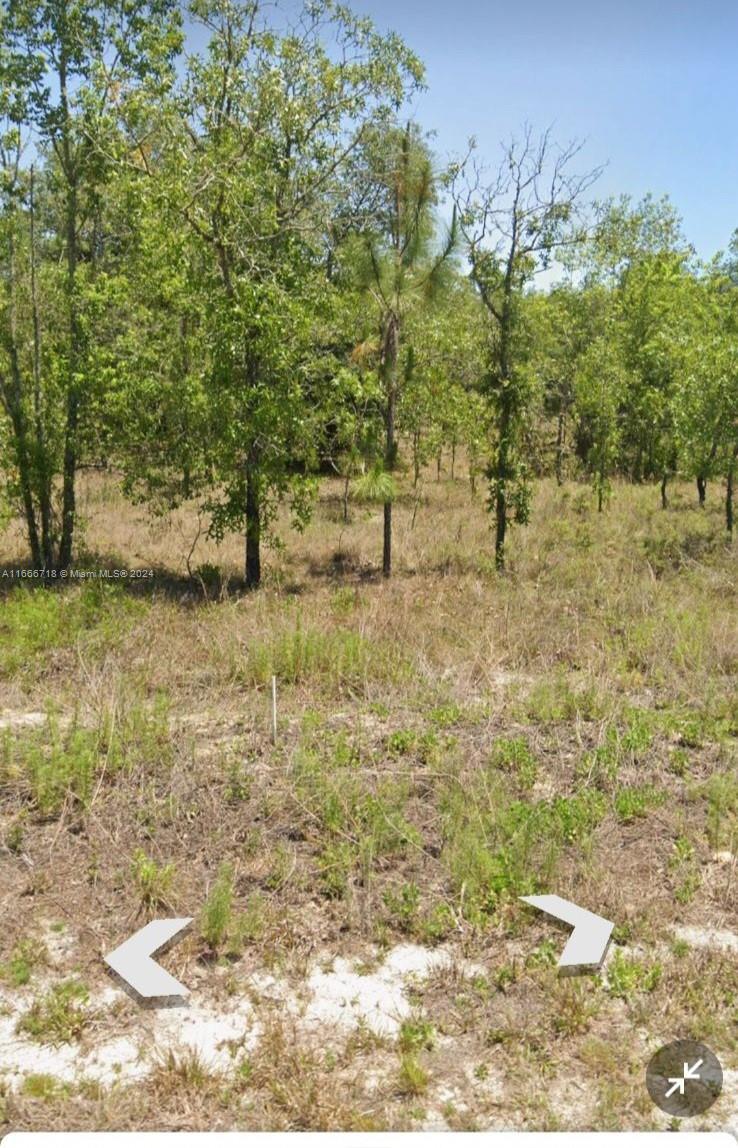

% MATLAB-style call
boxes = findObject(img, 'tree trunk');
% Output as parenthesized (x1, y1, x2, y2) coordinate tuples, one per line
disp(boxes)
(57, 50, 80, 573)
(383, 382, 395, 578)
(493, 298, 514, 571)
(412, 430, 421, 488)
(342, 473, 350, 523)
(697, 475, 707, 507)
(727, 452, 736, 539)
(555, 412, 565, 486)
(5, 229, 42, 568)
(661, 473, 668, 510)
(29, 167, 53, 569)
(381, 313, 399, 579)
(451, 440, 456, 480)
(245, 461, 261, 589)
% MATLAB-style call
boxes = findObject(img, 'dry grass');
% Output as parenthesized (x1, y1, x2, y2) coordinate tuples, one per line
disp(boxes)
(1, 464, 736, 1133)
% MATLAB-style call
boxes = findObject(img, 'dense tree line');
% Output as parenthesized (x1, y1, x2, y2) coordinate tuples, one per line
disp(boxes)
(1, 0, 736, 584)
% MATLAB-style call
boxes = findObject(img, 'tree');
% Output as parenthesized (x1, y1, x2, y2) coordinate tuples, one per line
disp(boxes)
(670, 272, 738, 537)
(114, 0, 423, 588)
(453, 126, 600, 569)
(349, 122, 456, 576)
(0, 0, 181, 570)
(581, 195, 693, 505)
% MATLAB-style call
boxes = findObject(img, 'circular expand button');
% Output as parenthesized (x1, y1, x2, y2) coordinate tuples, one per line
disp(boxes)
(646, 1039, 723, 1118)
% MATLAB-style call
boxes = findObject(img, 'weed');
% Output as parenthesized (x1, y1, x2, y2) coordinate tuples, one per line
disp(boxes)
(705, 771, 738, 851)
(523, 674, 603, 723)
(613, 785, 665, 823)
(242, 617, 408, 694)
(17, 980, 91, 1044)
(0, 938, 48, 986)
(131, 849, 175, 910)
(606, 951, 662, 1000)
(491, 737, 538, 791)
(397, 1052, 429, 1096)
(22, 1074, 70, 1100)
(383, 882, 421, 930)
(398, 1016, 435, 1053)
(200, 862, 246, 956)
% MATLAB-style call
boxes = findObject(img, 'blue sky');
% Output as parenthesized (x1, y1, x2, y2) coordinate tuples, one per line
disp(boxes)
(347, 0, 738, 260)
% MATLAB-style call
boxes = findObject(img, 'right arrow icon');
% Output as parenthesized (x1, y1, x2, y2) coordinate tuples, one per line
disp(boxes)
(520, 894, 614, 972)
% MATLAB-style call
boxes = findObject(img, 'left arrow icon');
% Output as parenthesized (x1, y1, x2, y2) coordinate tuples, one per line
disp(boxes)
(104, 918, 192, 1000)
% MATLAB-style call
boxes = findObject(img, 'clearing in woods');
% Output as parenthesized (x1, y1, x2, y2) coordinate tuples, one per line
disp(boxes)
(0, 470, 736, 1133)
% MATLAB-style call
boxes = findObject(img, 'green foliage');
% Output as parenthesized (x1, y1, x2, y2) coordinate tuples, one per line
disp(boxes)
(441, 758, 607, 921)
(0, 585, 144, 678)
(131, 850, 175, 910)
(613, 785, 665, 823)
(242, 618, 408, 693)
(705, 771, 738, 852)
(199, 862, 260, 957)
(17, 980, 91, 1044)
(0, 694, 172, 816)
(0, 938, 47, 987)
(490, 737, 538, 791)
(295, 728, 421, 898)
(606, 951, 662, 1000)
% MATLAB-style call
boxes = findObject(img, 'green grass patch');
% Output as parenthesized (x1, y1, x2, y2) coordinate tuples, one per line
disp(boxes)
(0, 583, 145, 677)
(17, 980, 91, 1044)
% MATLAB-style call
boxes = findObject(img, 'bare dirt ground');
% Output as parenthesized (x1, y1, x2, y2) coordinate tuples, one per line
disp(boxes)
(0, 470, 736, 1133)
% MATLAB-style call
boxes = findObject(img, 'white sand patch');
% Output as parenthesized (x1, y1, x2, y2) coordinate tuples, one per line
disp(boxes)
(1, 942, 473, 1093)
(302, 944, 458, 1038)
(147, 993, 260, 1070)
(0, 710, 47, 731)
(673, 925, 738, 953)
(0, 991, 144, 1089)
(0, 978, 260, 1092)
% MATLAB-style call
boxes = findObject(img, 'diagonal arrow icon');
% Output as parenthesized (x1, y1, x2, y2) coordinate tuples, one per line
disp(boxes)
(104, 918, 192, 1000)
(666, 1059, 704, 1098)
(520, 894, 614, 971)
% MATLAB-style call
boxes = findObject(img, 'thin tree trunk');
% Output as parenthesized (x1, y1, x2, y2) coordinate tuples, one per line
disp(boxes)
(494, 300, 514, 570)
(245, 460, 261, 589)
(381, 314, 399, 579)
(555, 412, 565, 486)
(727, 451, 737, 539)
(57, 48, 80, 572)
(5, 228, 41, 567)
(342, 473, 350, 523)
(451, 440, 456, 480)
(29, 166, 53, 569)
(697, 475, 707, 507)
(661, 473, 669, 510)
(412, 430, 421, 487)
(383, 383, 395, 578)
